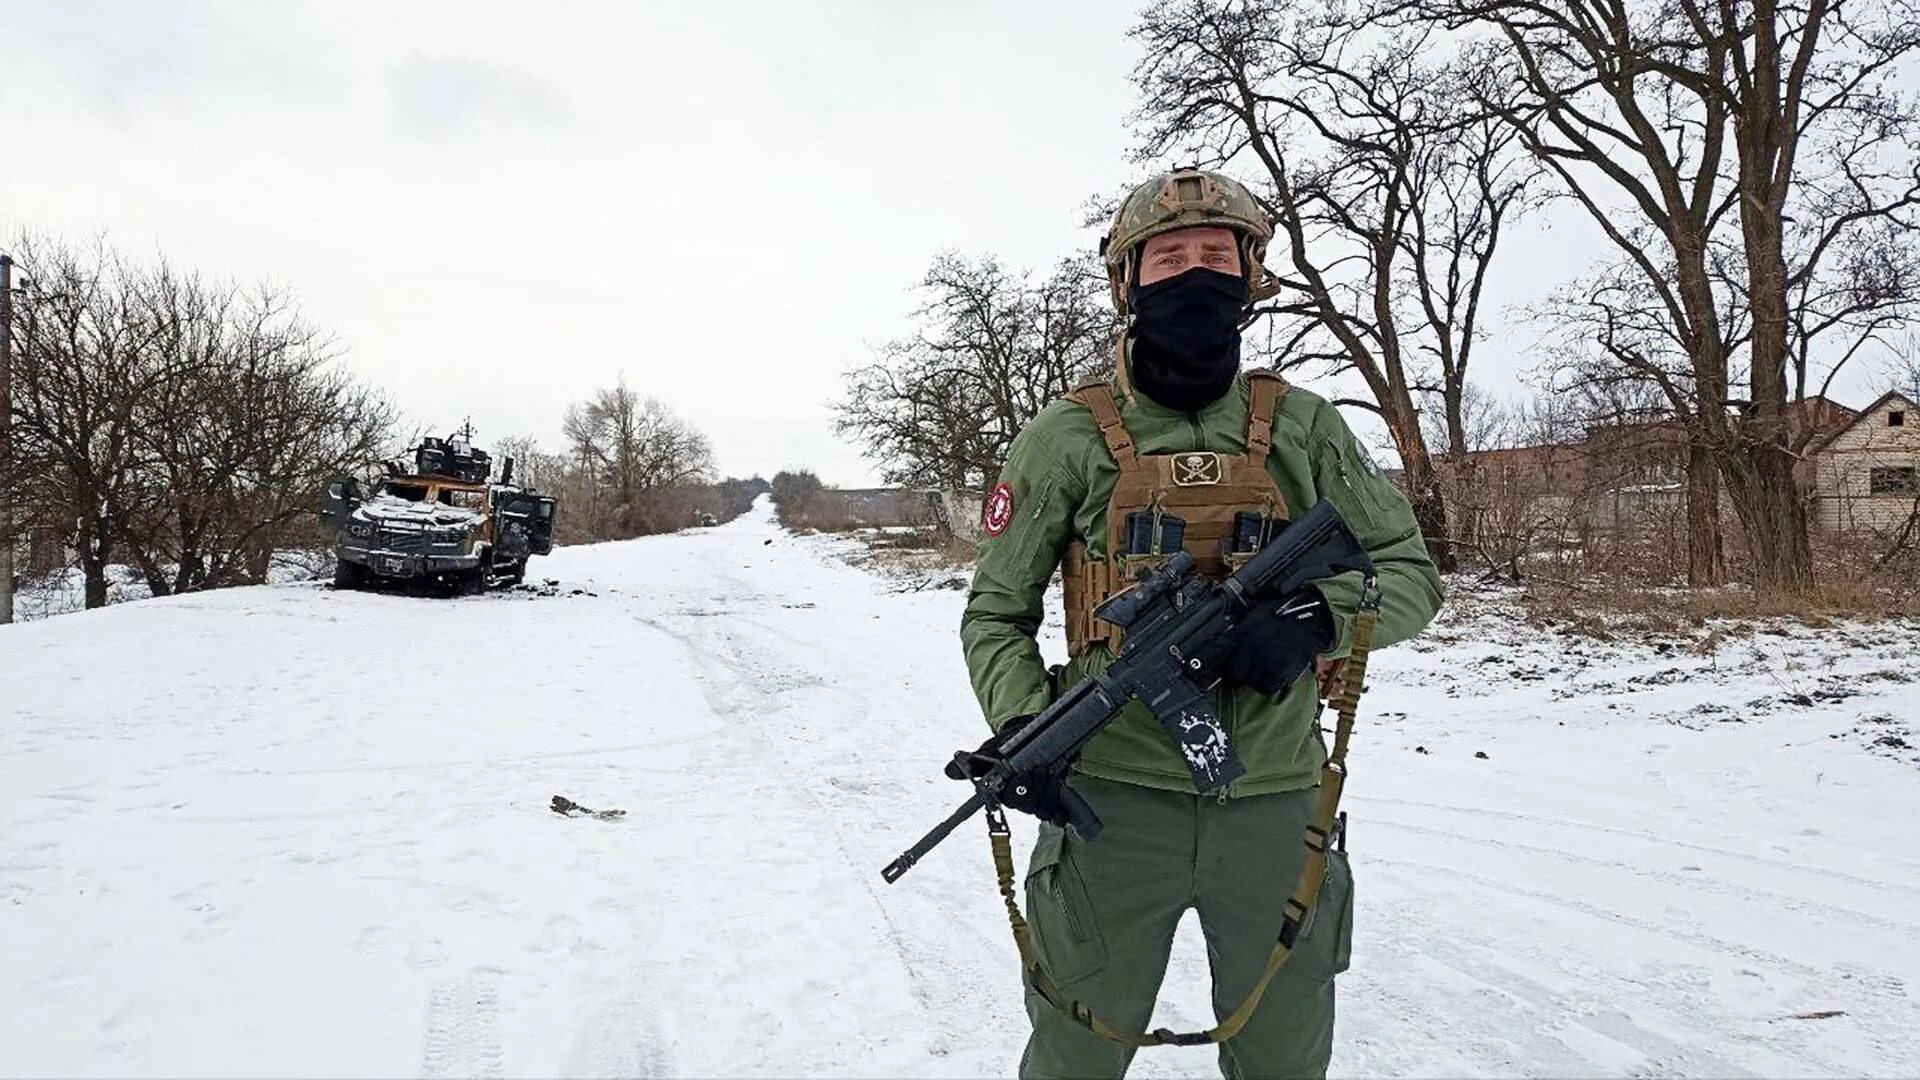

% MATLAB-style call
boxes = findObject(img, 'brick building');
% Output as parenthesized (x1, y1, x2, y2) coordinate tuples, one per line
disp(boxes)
(1433, 393, 1914, 539)
(1799, 390, 1920, 533)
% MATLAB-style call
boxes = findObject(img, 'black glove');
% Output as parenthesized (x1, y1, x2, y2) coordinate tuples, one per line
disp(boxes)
(944, 715, 1074, 826)
(1222, 587, 1335, 698)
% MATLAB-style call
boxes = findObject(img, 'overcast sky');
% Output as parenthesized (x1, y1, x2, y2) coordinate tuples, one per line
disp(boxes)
(1, 2, 1898, 485)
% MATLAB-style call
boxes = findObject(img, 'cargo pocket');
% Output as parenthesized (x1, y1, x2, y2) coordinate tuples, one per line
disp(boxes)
(1318, 436, 1389, 535)
(1284, 849, 1354, 981)
(1004, 472, 1060, 572)
(1025, 824, 1109, 988)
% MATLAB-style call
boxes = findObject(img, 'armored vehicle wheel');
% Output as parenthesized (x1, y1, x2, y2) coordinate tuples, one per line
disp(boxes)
(334, 560, 368, 590)
(457, 564, 488, 596)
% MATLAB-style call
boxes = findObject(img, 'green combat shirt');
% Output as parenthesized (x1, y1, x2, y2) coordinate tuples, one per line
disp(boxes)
(960, 369, 1444, 797)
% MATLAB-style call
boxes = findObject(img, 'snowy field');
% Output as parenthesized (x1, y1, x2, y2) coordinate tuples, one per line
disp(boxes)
(3, 500, 1918, 1078)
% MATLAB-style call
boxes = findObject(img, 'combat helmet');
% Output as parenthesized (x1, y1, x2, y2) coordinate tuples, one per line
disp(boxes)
(1100, 167, 1277, 315)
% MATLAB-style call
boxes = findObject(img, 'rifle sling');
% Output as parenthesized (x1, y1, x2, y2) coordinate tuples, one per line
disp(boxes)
(986, 588, 1381, 1049)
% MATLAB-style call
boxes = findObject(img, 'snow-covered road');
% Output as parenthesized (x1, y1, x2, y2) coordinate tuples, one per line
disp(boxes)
(4, 501, 1918, 1077)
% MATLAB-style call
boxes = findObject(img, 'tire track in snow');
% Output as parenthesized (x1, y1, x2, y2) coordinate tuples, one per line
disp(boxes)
(1368, 847, 1915, 1058)
(1362, 857, 1878, 1078)
(1364, 794, 1920, 894)
(562, 983, 673, 1079)
(597, 528, 980, 1070)
(1367, 814, 1920, 937)
(633, 574, 1010, 1063)
(1334, 856, 1778, 1076)
(1341, 969, 1618, 1079)
(1373, 851, 1848, 984)
(633, 611, 930, 986)
(420, 971, 504, 1079)
(711, 574, 1061, 1064)
(1368, 910, 1778, 1077)
(225, 735, 724, 778)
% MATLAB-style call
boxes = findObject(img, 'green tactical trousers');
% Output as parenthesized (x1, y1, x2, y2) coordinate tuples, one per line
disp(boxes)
(1018, 776, 1354, 1080)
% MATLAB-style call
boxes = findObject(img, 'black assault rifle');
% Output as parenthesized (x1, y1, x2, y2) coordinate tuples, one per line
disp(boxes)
(881, 499, 1374, 884)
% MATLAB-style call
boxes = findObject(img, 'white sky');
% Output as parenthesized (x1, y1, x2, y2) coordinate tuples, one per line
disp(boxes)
(1, 1, 1899, 484)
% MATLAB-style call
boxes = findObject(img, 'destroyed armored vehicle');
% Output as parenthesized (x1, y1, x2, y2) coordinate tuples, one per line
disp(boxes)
(318, 434, 556, 594)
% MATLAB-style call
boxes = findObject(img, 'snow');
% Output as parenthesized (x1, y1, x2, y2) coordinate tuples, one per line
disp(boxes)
(1609, 482, 1685, 494)
(355, 493, 488, 529)
(3, 497, 1918, 1077)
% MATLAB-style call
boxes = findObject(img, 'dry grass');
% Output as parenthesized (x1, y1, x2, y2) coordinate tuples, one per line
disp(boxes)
(1518, 569, 1920, 637)
(827, 526, 976, 587)
(864, 529, 947, 552)
(1476, 517, 1920, 637)
(865, 529, 976, 569)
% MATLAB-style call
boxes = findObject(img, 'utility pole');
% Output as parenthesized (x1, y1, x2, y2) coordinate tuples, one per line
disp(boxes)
(1, 253, 13, 625)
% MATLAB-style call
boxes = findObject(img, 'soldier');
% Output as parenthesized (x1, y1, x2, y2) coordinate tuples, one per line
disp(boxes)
(959, 168, 1444, 1079)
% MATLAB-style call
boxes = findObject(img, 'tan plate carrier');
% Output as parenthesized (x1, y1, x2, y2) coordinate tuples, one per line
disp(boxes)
(1061, 372, 1291, 657)
(988, 371, 1383, 1049)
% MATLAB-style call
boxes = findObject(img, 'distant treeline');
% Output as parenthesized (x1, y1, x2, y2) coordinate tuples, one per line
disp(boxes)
(4, 232, 394, 608)
(1, 230, 762, 611)
(495, 380, 767, 545)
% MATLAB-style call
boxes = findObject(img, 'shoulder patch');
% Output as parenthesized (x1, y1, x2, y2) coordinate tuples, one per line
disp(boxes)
(982, 482, 1016, 536)
(1352, 436, 1383, 477)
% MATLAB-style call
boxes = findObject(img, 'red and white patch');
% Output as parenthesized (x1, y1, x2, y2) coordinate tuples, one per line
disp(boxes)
(982, 482, 1016, 537)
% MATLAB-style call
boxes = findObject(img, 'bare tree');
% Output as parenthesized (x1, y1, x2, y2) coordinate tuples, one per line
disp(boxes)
(1129, 0, 1541, 571)
(1532, 259, 1737, 580)
(770, 468, 826, 527)
(493, 434, 569, 493)
(6, 236, 177, 608)
(1881, 336, 1920, 399)
(1422, 380, 1516, 454)
(1420, 380, 1515, 549)
(562, 380, 715, 538)
(1400, 0, 1920, 589)
(5, 236, 397, 604)
(115, 267, 395, 594)
(838, 253, 1117, 490)
(507, 421, 756, 545)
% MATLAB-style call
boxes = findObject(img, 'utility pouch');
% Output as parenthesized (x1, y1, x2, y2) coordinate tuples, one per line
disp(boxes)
(1224, 510, 1285, 570)
(1122, 510, 1186, 556)
(1119, 511, 1186, 584)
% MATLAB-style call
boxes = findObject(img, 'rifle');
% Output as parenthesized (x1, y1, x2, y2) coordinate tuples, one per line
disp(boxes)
(881, 498, 1375, 884)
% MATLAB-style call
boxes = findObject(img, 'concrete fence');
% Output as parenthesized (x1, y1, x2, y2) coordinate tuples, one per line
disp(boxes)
(782, 486, 990, 543)
(937, 490, 985, 544)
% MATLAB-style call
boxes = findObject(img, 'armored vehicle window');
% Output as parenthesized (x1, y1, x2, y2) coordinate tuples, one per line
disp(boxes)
(387, 482, 430, 502)
(442, 489, 487, 509)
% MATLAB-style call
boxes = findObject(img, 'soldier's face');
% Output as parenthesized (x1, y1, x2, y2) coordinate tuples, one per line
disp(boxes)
(1137, 227, 1242, 287)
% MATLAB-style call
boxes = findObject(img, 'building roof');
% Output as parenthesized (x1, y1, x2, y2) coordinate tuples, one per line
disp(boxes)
(1795, 394, 1859, 413)
(1803, 389, 1919, 456)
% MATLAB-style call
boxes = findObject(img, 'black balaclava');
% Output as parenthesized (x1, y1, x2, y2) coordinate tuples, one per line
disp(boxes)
(1128, 267, 1248, 412)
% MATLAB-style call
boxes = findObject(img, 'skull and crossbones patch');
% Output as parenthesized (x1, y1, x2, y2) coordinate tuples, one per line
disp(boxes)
(1171, 452, 1223, 486)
